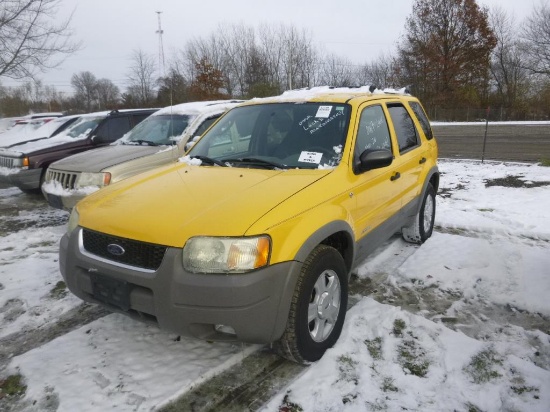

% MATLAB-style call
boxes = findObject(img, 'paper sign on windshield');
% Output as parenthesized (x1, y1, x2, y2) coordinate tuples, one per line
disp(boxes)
(298, 151, 323, 164)
(315, 106, 332, 118)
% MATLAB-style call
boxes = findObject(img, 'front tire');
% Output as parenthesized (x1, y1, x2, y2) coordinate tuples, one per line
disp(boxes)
(402, 183, 436, 244)
(274, 245, 348, 364)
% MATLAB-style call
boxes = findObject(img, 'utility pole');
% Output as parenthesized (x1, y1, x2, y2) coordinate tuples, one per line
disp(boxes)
(155, 11, 166, 78)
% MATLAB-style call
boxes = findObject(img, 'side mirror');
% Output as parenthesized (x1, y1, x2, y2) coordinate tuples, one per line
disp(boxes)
(91, 135, 107, 145)
(354, 149, 393, 174)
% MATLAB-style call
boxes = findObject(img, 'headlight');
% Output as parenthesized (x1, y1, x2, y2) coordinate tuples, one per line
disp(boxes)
(67, 207, 80, 234)
(77, 172, 111, 188)
(182, 236, 271, 273)
(9, 157, 28, 169)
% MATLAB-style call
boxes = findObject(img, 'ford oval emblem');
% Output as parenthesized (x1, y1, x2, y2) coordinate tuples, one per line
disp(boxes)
(107, 244, 125, 256)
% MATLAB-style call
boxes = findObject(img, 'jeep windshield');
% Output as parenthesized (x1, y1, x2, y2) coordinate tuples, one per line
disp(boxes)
(188, 103, 351, 169)
(120, 114, 191, 146)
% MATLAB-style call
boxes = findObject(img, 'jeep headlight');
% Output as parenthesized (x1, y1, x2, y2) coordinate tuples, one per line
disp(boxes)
(67, 207, 80, 234)
(77, 172, 111, 188)
(182, 236, 271, 273)
(8, 157, 29, 169)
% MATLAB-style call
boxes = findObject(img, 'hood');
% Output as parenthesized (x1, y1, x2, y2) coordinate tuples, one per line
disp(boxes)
(50, 145, 164, 172)
(77, 164, 331, 247)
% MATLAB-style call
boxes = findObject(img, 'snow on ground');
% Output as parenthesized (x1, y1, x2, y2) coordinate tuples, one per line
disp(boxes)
(1, 159, 549, 411)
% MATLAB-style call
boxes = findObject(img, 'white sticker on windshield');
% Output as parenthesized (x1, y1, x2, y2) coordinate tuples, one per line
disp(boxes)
(315, 106, 332, 118)
(298, 151, 323, 164)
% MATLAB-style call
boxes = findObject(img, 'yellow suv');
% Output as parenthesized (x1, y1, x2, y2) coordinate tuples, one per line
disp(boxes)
(60, 87, 439, 363)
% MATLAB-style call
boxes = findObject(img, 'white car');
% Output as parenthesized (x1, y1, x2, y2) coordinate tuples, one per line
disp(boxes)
(0, 116, 80, 148)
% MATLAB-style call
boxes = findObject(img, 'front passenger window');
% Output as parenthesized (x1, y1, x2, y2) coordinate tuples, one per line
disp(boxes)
(355, 105, 392, 160)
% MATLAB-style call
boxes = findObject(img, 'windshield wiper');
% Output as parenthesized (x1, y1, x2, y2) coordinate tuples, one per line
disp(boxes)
(222, 157, 288, 169)
(120, 140, 159, 146)
(135, 140, 160, 146)
(190, 155, 228, 167)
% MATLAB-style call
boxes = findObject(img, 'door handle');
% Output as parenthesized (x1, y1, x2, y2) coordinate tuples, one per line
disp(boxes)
(419, 157, 427, 164)
(391, 172, 401, 181)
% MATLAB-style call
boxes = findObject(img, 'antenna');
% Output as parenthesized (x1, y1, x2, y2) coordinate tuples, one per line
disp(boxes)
(155, 11, 166, 78)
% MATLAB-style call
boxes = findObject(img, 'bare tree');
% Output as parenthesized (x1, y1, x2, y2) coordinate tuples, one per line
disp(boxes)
(318, 53, 355, 87)
(489, 7, 530, 119)
(71, 71, 97, 112)
(522, 1, 550, 76)
(126, 49, 157, 105)
(96, 78, 120, 109)
(218, 23, 256, 97)
(357, 54, 399, 88)
(0, 0, 80, 79)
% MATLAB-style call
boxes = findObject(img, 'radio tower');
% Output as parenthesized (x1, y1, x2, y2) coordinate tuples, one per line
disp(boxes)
(155, 11, 166, 78)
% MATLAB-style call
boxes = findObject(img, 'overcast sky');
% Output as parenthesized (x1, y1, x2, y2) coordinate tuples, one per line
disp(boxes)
(1, 0, 539, 94)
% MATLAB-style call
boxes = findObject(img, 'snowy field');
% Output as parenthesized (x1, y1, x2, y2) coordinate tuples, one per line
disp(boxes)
(0, 159, 549, 411)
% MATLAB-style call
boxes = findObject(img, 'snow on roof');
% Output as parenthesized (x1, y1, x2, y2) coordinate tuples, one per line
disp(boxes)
(153, 100, 245, 117)
(249, 85, 410, 103)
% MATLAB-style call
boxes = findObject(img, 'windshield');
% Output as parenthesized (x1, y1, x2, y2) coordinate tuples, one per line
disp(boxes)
(188, 103, 351, 169)
(122, 114, 191, 145)
(57, 116, 104, 139)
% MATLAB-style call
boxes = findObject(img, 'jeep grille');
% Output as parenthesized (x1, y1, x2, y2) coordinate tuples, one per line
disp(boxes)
(82, 229, 167, 271)
(0, 157, 14, 168)
(47, 170, 79, 190)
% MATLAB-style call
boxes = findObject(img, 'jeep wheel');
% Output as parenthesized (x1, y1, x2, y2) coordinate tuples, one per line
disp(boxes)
(274, 245, 348, 364)
(402, 183, 436, 244)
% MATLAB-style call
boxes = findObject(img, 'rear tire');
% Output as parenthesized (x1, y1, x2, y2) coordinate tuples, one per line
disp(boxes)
(274, 245, 348, 364)
(402, 183, 436, 244)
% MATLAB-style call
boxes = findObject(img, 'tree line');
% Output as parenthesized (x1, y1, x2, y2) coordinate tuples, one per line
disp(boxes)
(1, 0, 550, 121)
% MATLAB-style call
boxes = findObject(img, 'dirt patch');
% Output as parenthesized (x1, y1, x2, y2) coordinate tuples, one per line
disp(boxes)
(484, 175, 550, 188)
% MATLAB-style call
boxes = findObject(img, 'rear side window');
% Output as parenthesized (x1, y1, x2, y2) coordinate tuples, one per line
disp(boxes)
(409, 101, 433, 140)
(98, 117, 131, 142)
(387, 104, 419, 154)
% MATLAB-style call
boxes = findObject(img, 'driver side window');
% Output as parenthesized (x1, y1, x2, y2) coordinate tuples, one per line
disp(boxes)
(355, 105, 392, 159)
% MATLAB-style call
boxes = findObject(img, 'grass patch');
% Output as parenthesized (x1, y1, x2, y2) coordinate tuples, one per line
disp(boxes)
(398, 339, 430, 377)
(382, 377, 398, 392)
(0, 374, 27, 398)
(337, 355, 359, 384)
(393, 319, 406, 337)
(511, 385, 539, 396)
(464, 348, 503, 384)
(365, 337, 383, 360)
(465, 403, 482, 412)
(539, 158, 550, 167)
(49, 281, 68, 300)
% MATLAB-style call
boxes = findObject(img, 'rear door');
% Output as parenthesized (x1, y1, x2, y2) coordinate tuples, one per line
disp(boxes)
(385, 102, 429, 208)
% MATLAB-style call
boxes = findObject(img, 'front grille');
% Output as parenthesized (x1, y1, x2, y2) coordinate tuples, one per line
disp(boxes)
(0, 157, 14, 168)
(82, 229, 167, 271)
(48, 169, 79, 189)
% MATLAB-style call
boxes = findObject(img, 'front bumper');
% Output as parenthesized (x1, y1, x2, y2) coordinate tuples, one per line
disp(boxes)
(59, 228, 302, 343)
(0, 168, 42, 190)
(43, 189, 85, 210)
